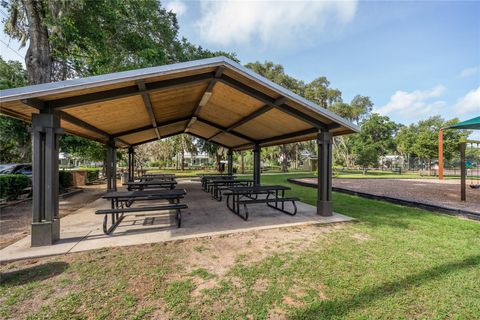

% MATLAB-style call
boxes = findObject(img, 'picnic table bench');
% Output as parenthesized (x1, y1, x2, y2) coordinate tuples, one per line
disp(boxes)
(124, 179, 177, 191)
(224, 185, 298, 221)
(96, 188, 187, 234)
(208, 178, 255, 201)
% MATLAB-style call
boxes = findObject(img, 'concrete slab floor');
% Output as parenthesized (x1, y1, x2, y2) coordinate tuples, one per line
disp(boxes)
(0, 180, 354, 263)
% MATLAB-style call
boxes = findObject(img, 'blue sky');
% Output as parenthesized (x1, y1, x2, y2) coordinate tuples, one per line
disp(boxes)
(1, 1, 479, 133)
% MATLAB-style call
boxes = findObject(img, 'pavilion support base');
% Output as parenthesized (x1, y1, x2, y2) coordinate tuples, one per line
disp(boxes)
(31, 112, 63, 246)
(316, 201, 333, 216)
(31, 219, 60, 247)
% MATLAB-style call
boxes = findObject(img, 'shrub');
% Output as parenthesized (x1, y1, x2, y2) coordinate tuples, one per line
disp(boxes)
(85, 169, 100, 183)
(59, 171, 73, 191)
(0, 174, 30, 200)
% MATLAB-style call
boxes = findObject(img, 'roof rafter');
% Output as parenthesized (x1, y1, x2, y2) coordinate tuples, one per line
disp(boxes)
(187, 131, 231, 150)
(112, 116, 191, 138)
(130, 130, 185, 147)
(137, 79, 161, 140)
(208, 97, 287, 142)
(196, 117, 257, 143)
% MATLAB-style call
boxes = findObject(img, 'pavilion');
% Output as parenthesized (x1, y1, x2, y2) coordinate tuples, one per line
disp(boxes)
(0, 56, 358, 246)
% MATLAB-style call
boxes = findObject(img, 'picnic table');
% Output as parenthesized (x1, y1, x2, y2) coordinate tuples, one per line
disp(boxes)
(139, 174, 176, 181)
(225, 185, 298, 221)
(124, 179, 177, 190)
(208, 178, 255, 201)
(95, 188, 187, 234)
(201, 174, 235, 191)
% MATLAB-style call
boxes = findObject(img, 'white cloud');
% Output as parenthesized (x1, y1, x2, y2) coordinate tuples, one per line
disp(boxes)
(195, 0, 358, 46)
(376, 85, 446, 120)
(165, 0, 187, 17)
(454, 87, 480, 115)
(458, 66, 479, 78)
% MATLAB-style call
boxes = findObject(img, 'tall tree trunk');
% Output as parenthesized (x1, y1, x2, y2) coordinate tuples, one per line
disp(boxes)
(23, 0, 52, 84)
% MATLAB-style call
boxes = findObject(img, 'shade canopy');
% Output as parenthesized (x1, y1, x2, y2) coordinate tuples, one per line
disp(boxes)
(0, 56, 358, 150)
(447, 116, 480, 130)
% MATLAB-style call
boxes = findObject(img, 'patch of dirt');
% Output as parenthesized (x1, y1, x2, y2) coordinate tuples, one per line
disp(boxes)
(0, 222, 350, 319)
(176, 224, 346, 277)
(0, 184, 107, 249)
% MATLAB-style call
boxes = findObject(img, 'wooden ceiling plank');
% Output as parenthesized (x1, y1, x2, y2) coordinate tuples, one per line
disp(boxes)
(49, 72, 214, 110)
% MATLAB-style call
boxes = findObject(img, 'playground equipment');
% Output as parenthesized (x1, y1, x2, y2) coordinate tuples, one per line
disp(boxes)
(438, 116, 479, 201)
(460, 140, 480, 201)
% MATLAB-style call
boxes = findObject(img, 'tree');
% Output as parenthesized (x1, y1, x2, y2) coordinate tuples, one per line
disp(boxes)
(304, 77, 343, 109)
(401, 116, 469, 168)
(58, 135, 105, 162)
(198, 140, 225, 172)
(245, 61, 305, 96)
(0, 56, 30, 163)
(3, 0, 236, 83)
(350, 114, 398, 173)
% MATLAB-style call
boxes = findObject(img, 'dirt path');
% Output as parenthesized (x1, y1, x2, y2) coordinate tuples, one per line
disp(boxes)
(0, 184, 106, 249)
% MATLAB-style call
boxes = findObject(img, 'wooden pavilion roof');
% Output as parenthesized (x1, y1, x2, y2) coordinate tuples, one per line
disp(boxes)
(0, 57, 358, 150)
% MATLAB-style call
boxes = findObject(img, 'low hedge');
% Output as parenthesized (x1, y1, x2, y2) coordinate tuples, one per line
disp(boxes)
(85, 169, 100, 183)
(59, 171, 73, 191)
(0, 174, 30, 200)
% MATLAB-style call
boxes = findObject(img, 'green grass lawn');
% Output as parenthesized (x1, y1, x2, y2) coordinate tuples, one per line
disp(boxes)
(1, 173, 479, 319)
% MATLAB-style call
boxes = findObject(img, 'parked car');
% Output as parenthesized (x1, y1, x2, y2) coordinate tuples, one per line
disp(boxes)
(0, 164, 32, 175)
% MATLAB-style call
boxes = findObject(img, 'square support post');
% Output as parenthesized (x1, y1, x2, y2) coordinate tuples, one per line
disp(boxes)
(31, 112, 63, 246)
(460, 142, 466, 201)
(106, 140, 117, 192)
(253, 144, 261, 186)
(317, 131, 333, 216)
(227, 149, 233, 175)
(128, 146, 134, 182)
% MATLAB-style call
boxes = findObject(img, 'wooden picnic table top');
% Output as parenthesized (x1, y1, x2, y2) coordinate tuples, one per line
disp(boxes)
(102, 188, 186, 199)
(225, 185, 290, 192)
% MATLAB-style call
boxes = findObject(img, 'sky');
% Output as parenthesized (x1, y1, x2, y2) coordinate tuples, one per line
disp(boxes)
(1, 1, 479, 136)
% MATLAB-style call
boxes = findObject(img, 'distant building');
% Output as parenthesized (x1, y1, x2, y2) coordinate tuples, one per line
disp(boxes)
(172, 152, 211, 167)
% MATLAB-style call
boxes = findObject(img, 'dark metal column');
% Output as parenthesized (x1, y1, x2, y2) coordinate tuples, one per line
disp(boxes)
(317, 131, 333, 216)
(31, 112, 63, 246)
(106, 140, 117, 192)
(128, 146, 134, 182)
(227, 149, 233, 175)
(253, 144, 261, 186)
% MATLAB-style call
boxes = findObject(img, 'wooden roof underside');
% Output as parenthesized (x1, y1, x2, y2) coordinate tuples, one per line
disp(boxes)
(0, 57, 358, 150)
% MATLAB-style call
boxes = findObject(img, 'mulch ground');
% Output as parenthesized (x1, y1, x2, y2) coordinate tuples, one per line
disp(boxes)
(0, 184, 106, 249)
(296, 178, 480, 214)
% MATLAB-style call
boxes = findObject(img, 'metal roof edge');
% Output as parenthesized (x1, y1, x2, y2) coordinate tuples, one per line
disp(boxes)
(0, 55, 359, 133)
(0, 56, 227, 102)
(219, 57, 360, 133)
